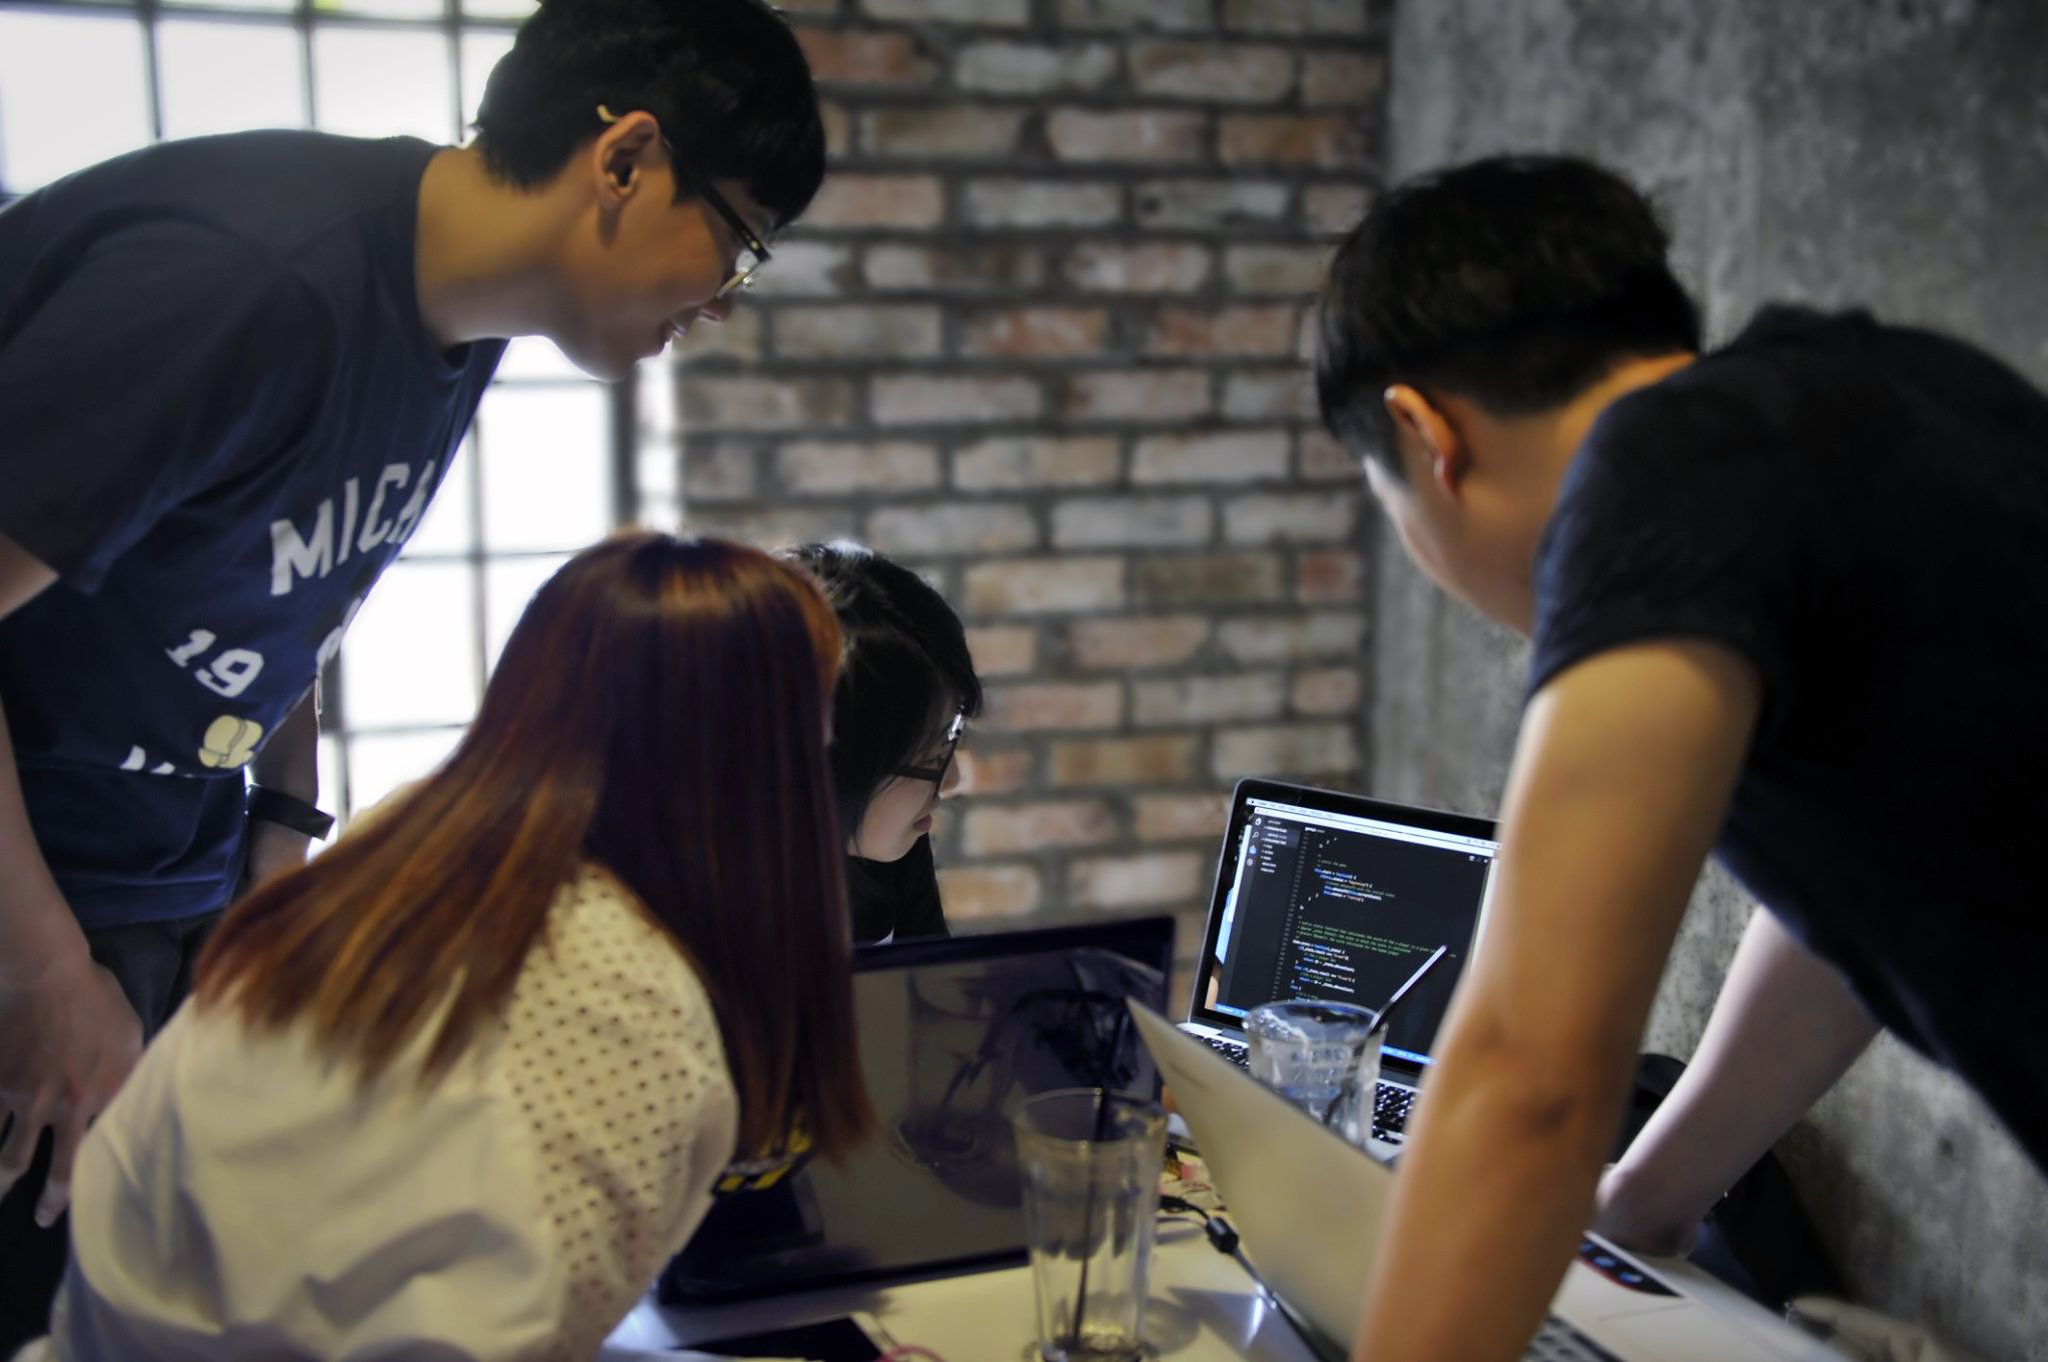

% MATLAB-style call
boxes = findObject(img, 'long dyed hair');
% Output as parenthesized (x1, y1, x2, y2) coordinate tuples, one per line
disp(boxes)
(198, 532, 872, 1159)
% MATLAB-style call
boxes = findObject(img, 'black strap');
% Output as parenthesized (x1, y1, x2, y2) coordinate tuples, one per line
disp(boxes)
(247, 784, 335, 840)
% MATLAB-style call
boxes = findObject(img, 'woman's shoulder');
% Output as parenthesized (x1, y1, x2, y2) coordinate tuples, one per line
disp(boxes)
(530, 862, 726, 1032)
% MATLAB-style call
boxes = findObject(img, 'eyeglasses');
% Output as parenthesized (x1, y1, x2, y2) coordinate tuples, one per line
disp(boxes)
(596, 105, 772, 299)
(888, 710, 968, 787)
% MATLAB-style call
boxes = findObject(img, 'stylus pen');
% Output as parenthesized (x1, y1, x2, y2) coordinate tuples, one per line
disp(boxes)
(1366, 943, 1450, 1041)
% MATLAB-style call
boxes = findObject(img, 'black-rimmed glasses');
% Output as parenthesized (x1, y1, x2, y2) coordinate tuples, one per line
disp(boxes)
(888, 710, 968, 786)
(596, 104, 771, 299)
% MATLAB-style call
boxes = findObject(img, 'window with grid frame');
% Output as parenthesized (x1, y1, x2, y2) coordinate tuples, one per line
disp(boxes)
(0, 0, 680, 824)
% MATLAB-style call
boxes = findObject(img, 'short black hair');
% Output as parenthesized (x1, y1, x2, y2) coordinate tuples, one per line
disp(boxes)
(472, 0, 824, 229)
(1315, 154, 1702, 480)
(783, 543, 984, 840)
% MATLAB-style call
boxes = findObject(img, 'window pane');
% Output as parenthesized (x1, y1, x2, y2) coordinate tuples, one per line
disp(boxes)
(345, 728, 463, 815)
(496, 335, 584, 382)
(315, 0, 446, 20)
(165, 0, 293, 12)
(316, 731, 344, 830)
(459, 30, 515, 135)
(463, 0, 538, 21)
(476, 385, 610, 552)
(158, 21, 306, 141)
(312, 28, 455, 143)
(484, 553, 571, 668)
(340, 561, 479, 727)
(0, 14, 151, 193)
(404, 436, 476, 556)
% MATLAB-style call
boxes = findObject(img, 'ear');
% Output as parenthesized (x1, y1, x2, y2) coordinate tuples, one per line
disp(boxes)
(592, 108, 663, 211)
(1382, 383, 1469, 497)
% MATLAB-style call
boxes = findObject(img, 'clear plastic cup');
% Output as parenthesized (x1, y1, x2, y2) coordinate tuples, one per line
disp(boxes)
(1244, 1000, 1382, 1148)
(1010, 1089, 1166, 1362)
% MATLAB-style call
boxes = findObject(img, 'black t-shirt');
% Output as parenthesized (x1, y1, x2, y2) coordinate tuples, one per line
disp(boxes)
(846, 836, 950, 945)
(1530, 306, 2048, 1170)
(0, 131, 504, 928)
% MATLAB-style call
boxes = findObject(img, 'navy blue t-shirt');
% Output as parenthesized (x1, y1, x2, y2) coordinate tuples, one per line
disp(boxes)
(0, 131, 504, 929)
(1530, 306, 2048, 1170)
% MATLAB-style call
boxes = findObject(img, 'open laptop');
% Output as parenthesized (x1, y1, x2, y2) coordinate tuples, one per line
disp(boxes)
(1183, 778, 1499, 1145)
(661, 916, 1173, 1303)
(1132, 1001, 1834, 1362)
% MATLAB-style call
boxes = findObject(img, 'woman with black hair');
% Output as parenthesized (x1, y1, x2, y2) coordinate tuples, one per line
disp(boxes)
(783, 543, 983, 945)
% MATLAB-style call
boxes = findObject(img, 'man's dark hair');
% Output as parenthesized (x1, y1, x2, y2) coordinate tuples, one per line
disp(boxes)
(473, 0, 824, 228)
(1315, 154, 1702, 479)
(784, 542, 984, 841)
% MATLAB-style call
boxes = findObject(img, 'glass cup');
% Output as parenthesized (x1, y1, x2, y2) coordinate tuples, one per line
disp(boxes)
(1011, 1089, 1167, 1362)
(1244, 1000, 1383, 1149)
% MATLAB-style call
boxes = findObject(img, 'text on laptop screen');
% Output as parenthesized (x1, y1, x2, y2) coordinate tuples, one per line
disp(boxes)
(1198, 796, 1497, 1068)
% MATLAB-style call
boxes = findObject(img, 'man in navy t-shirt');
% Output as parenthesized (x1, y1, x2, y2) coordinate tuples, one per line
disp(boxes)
(0, 0, 823, 1343)
(1311, 155, 2048, 1360)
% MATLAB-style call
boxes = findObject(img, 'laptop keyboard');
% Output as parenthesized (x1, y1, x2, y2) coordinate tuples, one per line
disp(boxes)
(1202, 1035, 1414, 1142)
(1523, 1316, 1622, 1361)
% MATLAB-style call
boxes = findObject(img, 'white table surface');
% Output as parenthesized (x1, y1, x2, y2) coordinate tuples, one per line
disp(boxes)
(602, 1222, 1323, 1362)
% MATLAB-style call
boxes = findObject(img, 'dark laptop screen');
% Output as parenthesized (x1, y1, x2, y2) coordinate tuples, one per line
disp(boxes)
(1191, 781, 1498, 1070)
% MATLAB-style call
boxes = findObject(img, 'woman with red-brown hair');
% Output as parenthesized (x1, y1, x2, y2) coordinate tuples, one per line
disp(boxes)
(29, 532, 871, 1361)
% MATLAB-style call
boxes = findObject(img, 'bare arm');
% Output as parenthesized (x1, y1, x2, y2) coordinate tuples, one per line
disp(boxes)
(1350, 639, 1761, 1362)
(243, 685, 322, 889)
(0, 531, 143, 1223)
(1594, 908, 1877, 1253)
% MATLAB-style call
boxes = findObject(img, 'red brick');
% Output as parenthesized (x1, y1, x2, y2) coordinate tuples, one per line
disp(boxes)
(677, 375, 855, 430)
(776, 441, 940, 495)
(1221, 0, 1366, 34)
(1224, 493, 1356, 544)
(1304, 182, 1372, 236)
(772, 305, 940, 359)
(674, 305, 762, 362)
(1132, 672, 1286, 726)
(962, 307, 1109, 358)
(955, 40, 1119, 93)
(1062, 368, 1212, 423)
(1219, 114, 1368, 168)
(1047, 109, 1207, 164)
(1063, 615, 1210, 670)
(1292, 666, 1363, 716)
(865, 243, 1044, 292)
(820, 100, 854, 159)
(963, 180, 1124, 230)
(1067, 851, 1208, 908)
(680, 439, 759, 503)
(963, 799, 1118, 856)
(964, 625, 1038, 677)
(1057, 0, 1210, 30)
(748, 242, 857, 297)
(1303, 51, 1386, 106)
(1049, 735, 1199, 786)
(1217, 611, 1365, 662)
(955, 744, 1034, 794)
(982, 680, 1124, 732)
(1134, 552, 1285, 605)
(1212, 722, 1360, 778)
(861, 0, 1028, 22)
(938, 863, 1042, 919)
(1063, 242, 1212, 293)
(803, 175, 946, 229)
(682, 506, 857, 548)
(1222, 368, 1317, 422)
(1297, 547, 1365, 603)
(1133, 179, 1290, 230)
(1132, 430, 1289, 484)
(797, 28, 936, 87)
(1052, 494, 1212, 549)
(1134, 793, 1232, 843)
(872, 374, 1042, 425)
(1225, 244, 1331, 295)
(965, 557, 1125, 615)
(1145, 305, 1296, 357)
(778, 0, 839, 11)
(954, 436, 1120, 490)
(1298, 429, 1357, 482)
(867, 502, 1038, 555)
(1130, 40, 1294, 102)
(863, 106, 1028, 159)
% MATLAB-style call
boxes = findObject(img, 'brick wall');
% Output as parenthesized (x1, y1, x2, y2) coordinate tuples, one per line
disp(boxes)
(655, 0, 1388, 967)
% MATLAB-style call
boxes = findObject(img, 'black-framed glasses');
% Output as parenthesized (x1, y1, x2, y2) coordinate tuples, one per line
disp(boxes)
(888, 710, 968, 786)
(596, 104, 772, 299)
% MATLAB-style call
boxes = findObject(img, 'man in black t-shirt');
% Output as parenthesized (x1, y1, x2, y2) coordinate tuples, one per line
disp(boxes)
(0, 0, 824, 1344)
(1311, 155, 2048, 1361)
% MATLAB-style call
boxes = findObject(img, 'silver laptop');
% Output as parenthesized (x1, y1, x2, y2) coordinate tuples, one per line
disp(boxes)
(1181, 778, 1500, 1146)
(1132, 1001, 1834, 1362)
